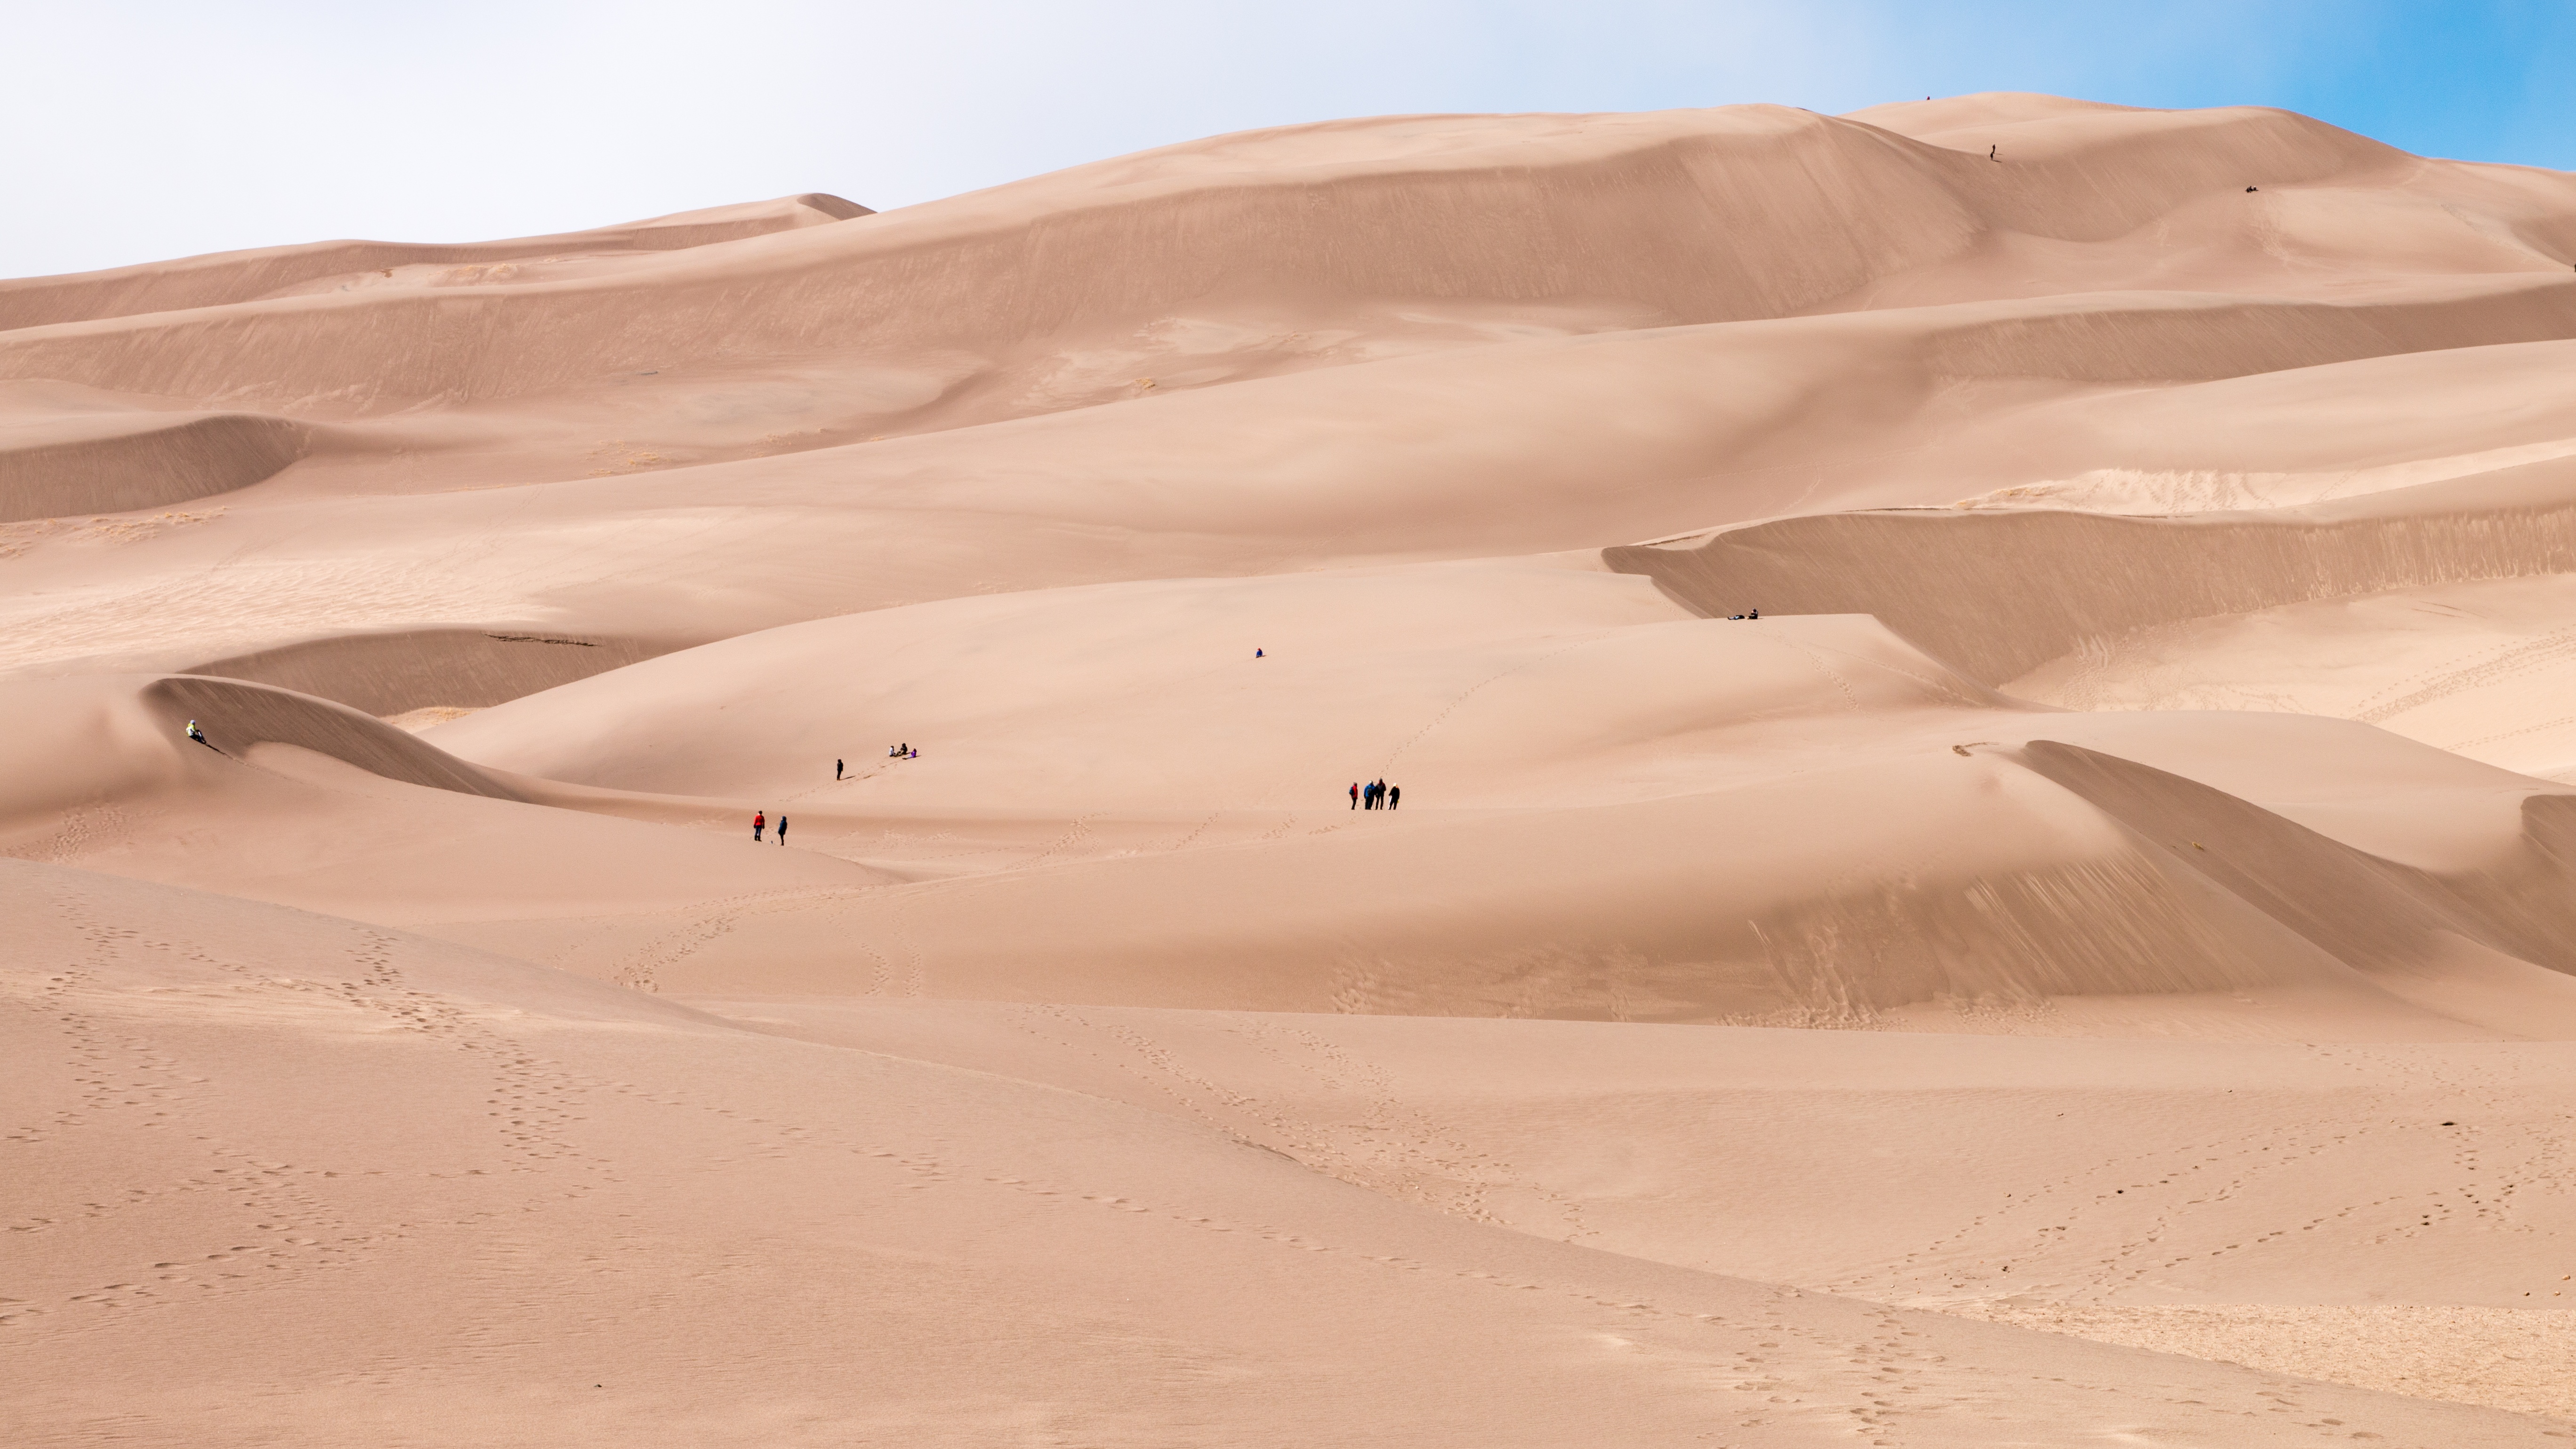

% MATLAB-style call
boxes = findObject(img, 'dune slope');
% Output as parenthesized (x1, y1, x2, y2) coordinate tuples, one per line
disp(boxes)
(9, 92, 2576, 1443)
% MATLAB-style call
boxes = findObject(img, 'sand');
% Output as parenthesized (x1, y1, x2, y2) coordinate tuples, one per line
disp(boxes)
(7, 92, 2576, 1444)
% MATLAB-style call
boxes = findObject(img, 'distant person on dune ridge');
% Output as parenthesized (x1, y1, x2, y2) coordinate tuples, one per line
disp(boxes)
(1388, 785, 1400, 811)
(836, 758, 844, 780)
(778, 815, 788, 846)
(753, 810, 765, 842)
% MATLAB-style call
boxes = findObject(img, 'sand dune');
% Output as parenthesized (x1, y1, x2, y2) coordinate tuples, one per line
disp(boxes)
(1615, 454, 2576, 684)
(0, 193, 869, 333)
(15, 282, 2576, 696)
(20, 859, 2565, 1446)
(10, 93, 2576, 1442)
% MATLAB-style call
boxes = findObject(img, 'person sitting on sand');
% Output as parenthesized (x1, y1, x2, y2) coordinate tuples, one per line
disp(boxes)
(753, 810, 765, 842)
(185, 719, 205, 744)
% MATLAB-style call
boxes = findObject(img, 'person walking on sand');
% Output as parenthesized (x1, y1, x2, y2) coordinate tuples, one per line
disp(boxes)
(836, 759, 844, 781)
(1350, 781, 1360, 810)
(777, 814, 788, 846)
(753, 810, 765, 842)
(1388, 785, 1401, 811)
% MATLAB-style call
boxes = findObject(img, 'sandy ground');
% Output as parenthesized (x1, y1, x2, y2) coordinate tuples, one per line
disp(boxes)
(8, 92, 2576, 1444)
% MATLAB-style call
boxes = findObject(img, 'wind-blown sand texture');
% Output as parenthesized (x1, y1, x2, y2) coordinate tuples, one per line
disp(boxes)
(8, 93, 2576, 1445)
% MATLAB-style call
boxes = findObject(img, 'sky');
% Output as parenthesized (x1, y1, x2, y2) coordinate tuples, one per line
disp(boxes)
(5, 0, 2572, 278)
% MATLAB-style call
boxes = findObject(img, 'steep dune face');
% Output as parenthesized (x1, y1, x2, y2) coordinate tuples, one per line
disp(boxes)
(13, 95, 2576, 1441)
(139, 675, 530, 800)
(178, 628, 669, 717)
(1610, 457, 2576, 684)
(0, 405, 306, 522)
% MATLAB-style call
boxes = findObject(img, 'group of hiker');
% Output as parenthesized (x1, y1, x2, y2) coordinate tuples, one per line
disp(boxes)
(1351, 779, 1400, 810)
(830, 745, 918, 783)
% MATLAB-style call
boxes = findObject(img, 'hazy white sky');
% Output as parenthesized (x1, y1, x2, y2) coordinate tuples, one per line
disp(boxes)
(6, 0, 2570, 278)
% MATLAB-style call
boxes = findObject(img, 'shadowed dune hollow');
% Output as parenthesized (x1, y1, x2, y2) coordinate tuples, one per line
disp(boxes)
(9, 94, 2576, 1447)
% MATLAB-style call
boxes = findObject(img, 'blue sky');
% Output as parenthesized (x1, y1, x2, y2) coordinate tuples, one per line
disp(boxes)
(4, 1, 2571, 278)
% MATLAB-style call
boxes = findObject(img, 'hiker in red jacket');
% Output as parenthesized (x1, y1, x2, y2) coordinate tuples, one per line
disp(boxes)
(753, 810, 765, 842)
